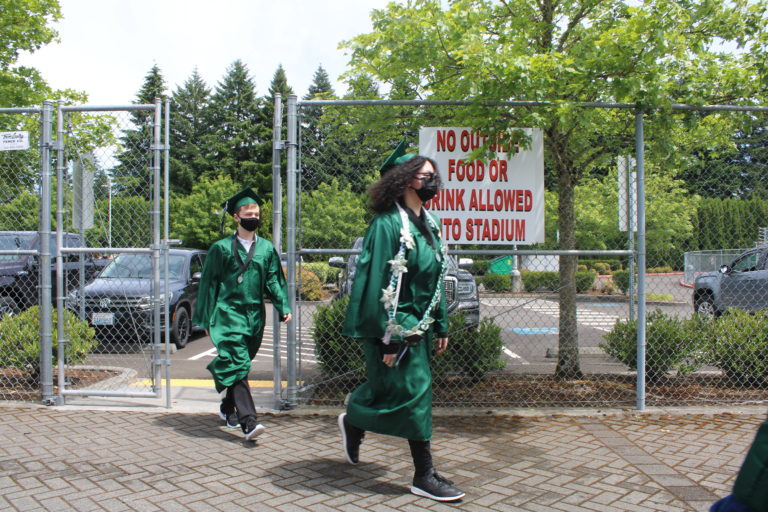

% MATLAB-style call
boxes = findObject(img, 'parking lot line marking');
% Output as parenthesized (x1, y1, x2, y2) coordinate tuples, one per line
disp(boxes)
(189, 347, 217, 360)
(503, 347, 529, 364)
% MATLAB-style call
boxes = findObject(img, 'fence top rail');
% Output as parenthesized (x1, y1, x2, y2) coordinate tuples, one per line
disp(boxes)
(0, 250, 39, 256)
(0, 107, 41, 114)
(60, 104, 155, 113)
(297, 98, 768, 113)
(299, 248, 634, 257)
(59, 247, 154, 255)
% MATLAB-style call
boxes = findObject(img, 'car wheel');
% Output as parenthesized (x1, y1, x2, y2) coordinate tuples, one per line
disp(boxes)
(0, 297, 19, 317)
(172, 306, 191, 349)
(695, 295, 718, 319)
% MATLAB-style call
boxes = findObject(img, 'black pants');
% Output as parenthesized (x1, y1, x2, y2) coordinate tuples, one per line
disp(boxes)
(221, 378, 257, 430)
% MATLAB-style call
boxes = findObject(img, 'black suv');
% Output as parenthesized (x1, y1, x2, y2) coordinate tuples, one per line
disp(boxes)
(66, 248, 206, 348)
(329, 237, 480, 327)
(693, 246, 768, 318)
(0, 231, 106, 316)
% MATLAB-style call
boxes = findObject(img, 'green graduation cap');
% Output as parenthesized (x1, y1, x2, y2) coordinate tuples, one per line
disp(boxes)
(379, 140, 417, 174)
(221, 187, 263, 216)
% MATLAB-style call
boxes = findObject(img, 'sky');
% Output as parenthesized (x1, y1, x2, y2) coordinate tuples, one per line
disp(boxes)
(17, 0, 393, 106)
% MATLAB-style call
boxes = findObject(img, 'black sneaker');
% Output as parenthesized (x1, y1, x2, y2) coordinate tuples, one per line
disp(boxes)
(243, 418, 265, 441)
(218, 406, 239, 429)
(411, 469, 465, 502)
(338, 413, 364, 464)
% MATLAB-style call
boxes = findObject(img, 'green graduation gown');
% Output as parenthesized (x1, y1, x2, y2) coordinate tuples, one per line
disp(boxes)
(343, 205, 448, 441)
(193, 234, 290, 393)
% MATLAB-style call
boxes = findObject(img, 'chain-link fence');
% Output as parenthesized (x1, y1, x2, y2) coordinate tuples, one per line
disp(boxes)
(56, 102, 169, 403)
(0, 107, 45, 401)
(282, 99, 768, 409)
(0, 101, 170, 405)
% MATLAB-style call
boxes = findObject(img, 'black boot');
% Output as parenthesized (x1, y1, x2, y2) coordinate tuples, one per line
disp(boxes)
(409, 440, 465, 502)
(338, 413, 365, 464)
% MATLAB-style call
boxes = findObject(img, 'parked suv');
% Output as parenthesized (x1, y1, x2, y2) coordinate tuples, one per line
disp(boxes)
(0, 231, 106, 316)
(329, 237, 480, 327)
(66, 248, 206, 348)
(693, 246, 768, 318)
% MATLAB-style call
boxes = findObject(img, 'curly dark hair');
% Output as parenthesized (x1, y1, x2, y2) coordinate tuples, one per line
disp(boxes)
(368, 156, 442, 213)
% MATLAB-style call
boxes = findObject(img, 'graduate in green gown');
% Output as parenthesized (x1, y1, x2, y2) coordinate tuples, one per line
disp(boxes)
(193, 187, 292, 441)
(337, 142, 465, 502)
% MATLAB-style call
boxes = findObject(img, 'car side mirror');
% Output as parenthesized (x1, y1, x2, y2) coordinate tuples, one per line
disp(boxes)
(719, 264, 730, 274)
(458, 258, 474, 269)
(329, 256, 346, 269)
(192, 271, 202, 282)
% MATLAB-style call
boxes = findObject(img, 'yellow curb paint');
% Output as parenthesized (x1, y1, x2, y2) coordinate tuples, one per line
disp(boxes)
(133, 379, 287, 388)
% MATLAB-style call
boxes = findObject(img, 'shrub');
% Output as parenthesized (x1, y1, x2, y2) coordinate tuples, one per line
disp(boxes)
(575, 270, 597, 293)
(311, 296, 365, 377)
(432, 312, 505, 382)
(471, 259, 488, 276)
(520, 270, 559, 292)
(285, 266, 324, 301)
(577, 264, 588, 271)
(302, 262, 335, 284)
(601, 309, 703, 382)
(612, 270, 632, 294)
(481, 273, 511, 292)
(709, 309, 768, 387)
(0, 306, 98, 378)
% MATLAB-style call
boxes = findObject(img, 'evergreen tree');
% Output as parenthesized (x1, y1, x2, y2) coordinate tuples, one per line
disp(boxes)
(203, 60, 270, 197)
(169, 69, 211, 195)
(112, 65, 167, 197)
(263, 64, 294, 157)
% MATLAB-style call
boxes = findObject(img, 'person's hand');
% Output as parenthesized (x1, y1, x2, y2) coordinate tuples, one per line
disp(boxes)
(382, 353, 397, 367)
(282, 313, 292, 323)
(435, 337, 449, 355)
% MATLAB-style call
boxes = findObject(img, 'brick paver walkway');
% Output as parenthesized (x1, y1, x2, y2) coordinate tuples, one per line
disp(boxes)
(0, 405, 763, 511)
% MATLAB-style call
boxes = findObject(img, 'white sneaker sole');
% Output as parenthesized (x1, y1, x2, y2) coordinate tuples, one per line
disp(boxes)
(410, 485, 465, 502)
(338, 413, 358, 465)
(244, 424, 266, 441)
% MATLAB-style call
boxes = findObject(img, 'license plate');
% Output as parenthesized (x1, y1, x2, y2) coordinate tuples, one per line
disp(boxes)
(92, 312, 114, 325)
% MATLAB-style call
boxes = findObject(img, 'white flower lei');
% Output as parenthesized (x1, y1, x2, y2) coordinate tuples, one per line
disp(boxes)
(380, 203, 448, 344)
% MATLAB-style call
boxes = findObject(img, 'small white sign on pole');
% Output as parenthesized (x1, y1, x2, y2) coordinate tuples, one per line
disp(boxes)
(0, 131, 30, 151)
(419, 127, 545, 245)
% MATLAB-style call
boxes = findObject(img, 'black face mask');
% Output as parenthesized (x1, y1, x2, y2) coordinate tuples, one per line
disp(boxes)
(239, 217, 261, 232)
(415, 175, 438, 202)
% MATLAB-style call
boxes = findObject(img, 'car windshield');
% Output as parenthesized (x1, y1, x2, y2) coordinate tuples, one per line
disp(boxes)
(0, 234, 35, 261)
(100, 254, 186, 280)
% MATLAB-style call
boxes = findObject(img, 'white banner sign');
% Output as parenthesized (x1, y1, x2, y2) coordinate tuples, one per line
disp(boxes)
(0, 131, 30, 151)
(419, 127, 545, 244)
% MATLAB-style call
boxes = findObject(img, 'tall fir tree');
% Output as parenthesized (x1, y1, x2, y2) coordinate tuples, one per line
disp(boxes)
(263, 64, 294, 158)
(112, 64, 167, 196)
(203, 60, 271, 197)
(169, 69, 211, 195)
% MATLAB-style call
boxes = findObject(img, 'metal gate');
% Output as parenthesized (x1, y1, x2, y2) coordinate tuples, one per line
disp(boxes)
(53, 100, 171, 405)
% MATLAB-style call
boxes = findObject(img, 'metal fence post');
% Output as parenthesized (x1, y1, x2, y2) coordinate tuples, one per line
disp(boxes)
(55, 100, 66, 405)
(272, 93, 284, 408)
(39, 100, 54, 404)
(151, 98, 162, 392)
(285, 95, 298, 405)
(163, 99, 172, 408)
(635, 107, 647, 411)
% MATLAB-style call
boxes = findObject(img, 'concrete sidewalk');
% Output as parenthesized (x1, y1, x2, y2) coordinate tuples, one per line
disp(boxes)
(0, 385, 765, 511)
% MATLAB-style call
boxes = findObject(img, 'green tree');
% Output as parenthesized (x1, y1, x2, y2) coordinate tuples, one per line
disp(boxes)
(170, 175, 274, 249)
(112, 65, 167, 197)
(341, 0, 767, 379)
(299, 179, 370, 253)
(0, 0, 61, 106)
(203, 60, 271, 197)
(169, 69, 211, 195)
